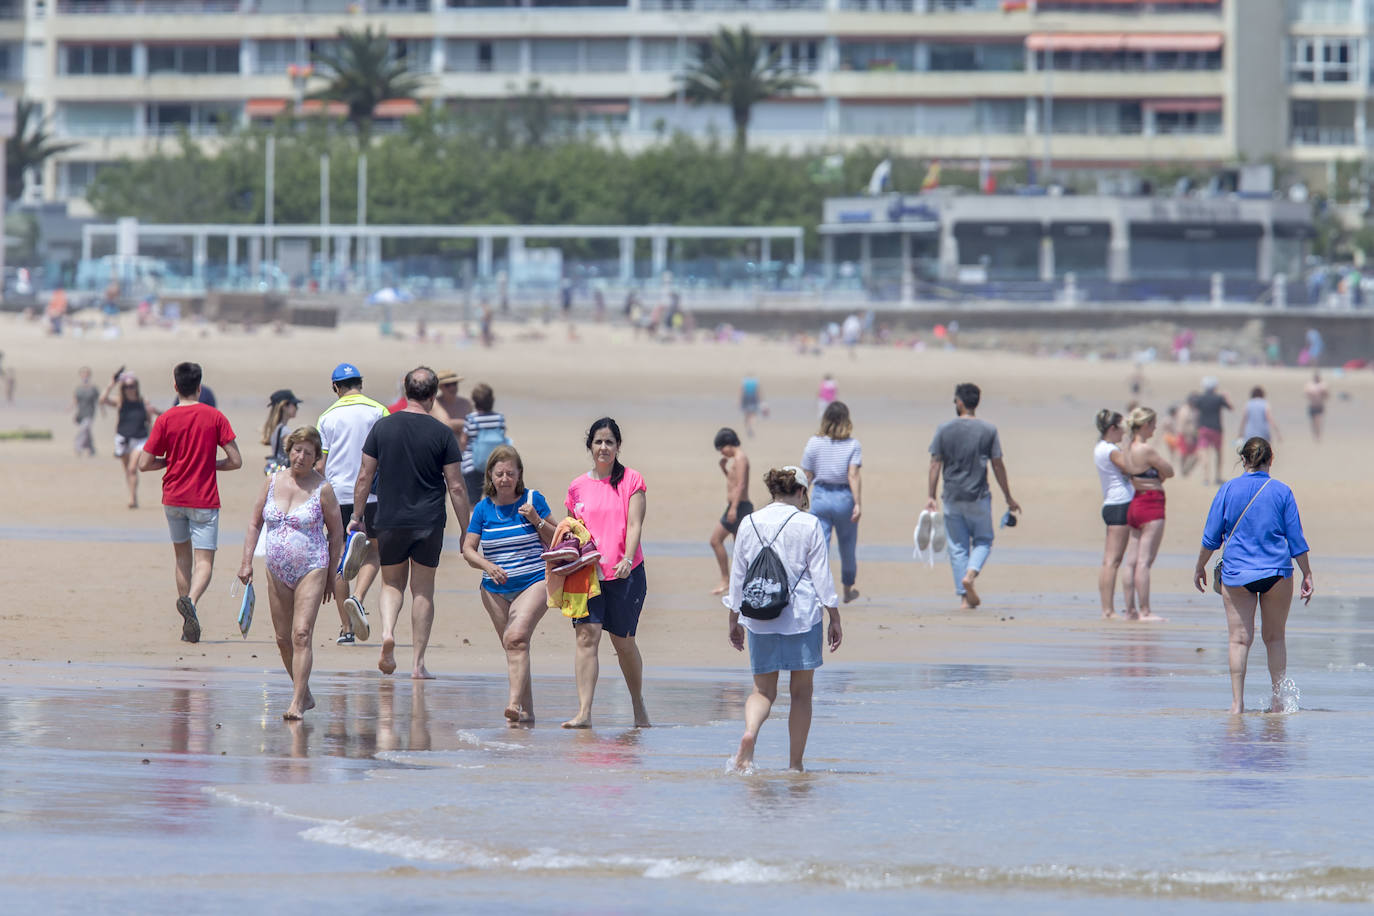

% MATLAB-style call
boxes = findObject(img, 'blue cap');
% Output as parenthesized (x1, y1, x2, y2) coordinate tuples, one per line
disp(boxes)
(331, 362, 362, 384)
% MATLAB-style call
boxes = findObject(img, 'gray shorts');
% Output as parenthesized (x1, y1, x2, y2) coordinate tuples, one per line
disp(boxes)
(165, 505, 220, 550)
(113, 434, 146, 458)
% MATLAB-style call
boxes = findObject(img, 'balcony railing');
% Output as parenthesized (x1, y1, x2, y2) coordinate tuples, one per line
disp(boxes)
(57, 0, 238, 12)
(1291, 125, 1360, 145)
(641, 0, 821, 8)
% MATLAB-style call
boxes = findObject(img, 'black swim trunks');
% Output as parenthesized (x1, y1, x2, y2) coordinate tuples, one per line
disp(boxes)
(377, 526, 445, 568)
(1243, 575, 1284, 595)
(721, 500, 754, 535)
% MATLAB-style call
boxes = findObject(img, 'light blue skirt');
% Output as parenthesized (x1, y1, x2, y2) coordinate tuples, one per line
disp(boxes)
(747, 622, 824, 676)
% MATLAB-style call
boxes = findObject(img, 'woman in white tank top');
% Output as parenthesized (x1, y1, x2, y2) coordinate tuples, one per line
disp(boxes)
(1093, 409, 1135, 619)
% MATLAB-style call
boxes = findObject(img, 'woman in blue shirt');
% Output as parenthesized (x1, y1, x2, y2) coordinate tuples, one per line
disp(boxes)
(461, 445, 556, 725)
(1193, 437, 1314, 714)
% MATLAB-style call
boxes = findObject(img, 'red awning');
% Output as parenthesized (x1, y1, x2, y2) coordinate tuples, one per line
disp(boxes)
(578, 102, 630, 116)
(1123, 33, 1224, 52)
(298, 100, 348, 117)
(373, 98, 421, 118)
(245, 98, 287, 118)
(1026, 33, 1125, 52)
(1144, 98, 1223, 113)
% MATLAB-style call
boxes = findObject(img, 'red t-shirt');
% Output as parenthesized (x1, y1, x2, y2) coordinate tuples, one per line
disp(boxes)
(388, 396, 407, 415)
(142, 402, 236, 509)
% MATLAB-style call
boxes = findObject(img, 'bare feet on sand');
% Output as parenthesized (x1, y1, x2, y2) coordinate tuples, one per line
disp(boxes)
(561, 716, 591, 729)
(283, 691, 315, 721)
(632, 700, 651, 728)
(412, 666, 434, 680)
(1102, 608, 1117, 620)
(710, 581, 728, 596)
(378, 636, 397, 675)
(1133, 611, 1168, 623)
(961, 572, 980, 609)
(843, 586, 860, 604)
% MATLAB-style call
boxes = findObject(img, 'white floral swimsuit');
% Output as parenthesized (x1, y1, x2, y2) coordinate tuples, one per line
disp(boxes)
(263, 473, 328, 587)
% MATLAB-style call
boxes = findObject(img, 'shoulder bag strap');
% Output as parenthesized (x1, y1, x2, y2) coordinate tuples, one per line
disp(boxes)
(1220, 480, 1271, 562)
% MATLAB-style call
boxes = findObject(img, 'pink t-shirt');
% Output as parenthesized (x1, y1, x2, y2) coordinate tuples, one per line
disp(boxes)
(819, 379, 837, 402)
(566, 467, 646, 578)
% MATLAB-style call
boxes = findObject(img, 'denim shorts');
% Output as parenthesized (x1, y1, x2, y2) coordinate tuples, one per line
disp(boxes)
(165, 505, 220, 551)
(747, 621, 823, 676)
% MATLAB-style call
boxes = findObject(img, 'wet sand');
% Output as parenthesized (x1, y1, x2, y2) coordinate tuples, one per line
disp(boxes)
(2, 314, 1373, 908)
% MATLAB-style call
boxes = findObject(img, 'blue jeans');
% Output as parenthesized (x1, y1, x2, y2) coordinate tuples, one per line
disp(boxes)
(809, 483, 857, 588)
(943, 496, 994, 596)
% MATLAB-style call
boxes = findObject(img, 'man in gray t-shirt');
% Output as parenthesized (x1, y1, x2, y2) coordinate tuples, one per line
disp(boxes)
(926, 382, 1021, 610)
(73, 366, 99, 457)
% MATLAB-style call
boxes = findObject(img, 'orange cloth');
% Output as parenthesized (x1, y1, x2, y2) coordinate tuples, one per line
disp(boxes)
(545, 517, 600, 619)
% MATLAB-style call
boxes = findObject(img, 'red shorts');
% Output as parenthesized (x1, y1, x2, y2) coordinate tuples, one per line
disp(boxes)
(1196, 427, 1222, 451)
(1127, 489, 1166, 529)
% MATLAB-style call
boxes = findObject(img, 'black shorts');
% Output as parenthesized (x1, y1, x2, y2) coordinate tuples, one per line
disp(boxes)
(721, 500, 754, 535)
(1101, 502, 1130, 527)
(1244, 575, 1284, 595)
(339, 501, 378, 539)
(575, 563, 647, 638)
(377, 526, 445, 568)
(1308, 404, 1325, 418)
(463, 469, 485, 506)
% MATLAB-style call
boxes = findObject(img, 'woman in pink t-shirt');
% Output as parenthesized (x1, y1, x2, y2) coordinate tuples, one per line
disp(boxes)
(562, 417, 649, 729)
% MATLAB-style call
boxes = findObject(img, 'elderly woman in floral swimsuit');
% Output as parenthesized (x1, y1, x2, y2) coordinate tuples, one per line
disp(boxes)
(239, 426, 343, 719)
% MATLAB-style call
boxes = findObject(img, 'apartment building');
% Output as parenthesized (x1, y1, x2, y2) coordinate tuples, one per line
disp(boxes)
(0, 0, 1337, 202)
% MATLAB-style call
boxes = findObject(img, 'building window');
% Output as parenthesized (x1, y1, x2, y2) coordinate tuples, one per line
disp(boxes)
(1154, 110, 1222, 135)
(61, 161, 114, 200)
(61, 43, 134, 76)
(446, 38, 519, 73)
(1289, 36, 1357, 82)
(766, 40, 820, 73)
(147, 44, 239, 75)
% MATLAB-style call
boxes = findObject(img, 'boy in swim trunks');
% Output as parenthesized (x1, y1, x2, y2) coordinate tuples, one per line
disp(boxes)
(709, 427, 752, 596)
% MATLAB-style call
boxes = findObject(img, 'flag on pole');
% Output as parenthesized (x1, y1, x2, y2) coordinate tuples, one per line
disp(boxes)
(867, 158, 892, 195)
(920, 161, 941, 192)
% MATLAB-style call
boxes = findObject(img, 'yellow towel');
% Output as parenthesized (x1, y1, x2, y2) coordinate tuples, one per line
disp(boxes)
(545, 517, 601, 619)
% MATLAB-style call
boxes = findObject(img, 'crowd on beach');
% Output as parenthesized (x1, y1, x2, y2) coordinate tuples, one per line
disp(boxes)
(59, 332, 1324, 770)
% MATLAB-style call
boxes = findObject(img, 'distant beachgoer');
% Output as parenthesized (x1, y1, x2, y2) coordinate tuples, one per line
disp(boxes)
(1304, 327, 1324, 365)
(740, 372, 762, 437)
(841, 313, 861, 357)
(1094, 409, 1135, 619)
(352, 366, 471, 679)
(460, 445, 555, 724)
(317, 362, 389, 646)
(563, 417, 649, 729)
(1128, 363, 1146, 400)
(102, 370, 162, 509)
(238, 426, 342, 720)
(709, 427, 751, 597)
(817, 373, 837, 419)
(72, 366, 99, 457)
(1190, 377, 1233, 486)
(480, 302, 495, 347)
(46, 289, 68, 335)
(1304, 372, 1329, 441)
(1194, 437, 1313, 714)
(802, 401, 863, 604)
(1121, 407, 1173, 622)
(459, 383, 509, 506)
(260, 389, 300, 475)
(434, 369, 472, 443)
(0, 351, 13, 402)
(1241, 386, 1280, 443)
(926, 383, 1020, 610)
(726, 466, 842, 773)
(137, 362, 242, 642)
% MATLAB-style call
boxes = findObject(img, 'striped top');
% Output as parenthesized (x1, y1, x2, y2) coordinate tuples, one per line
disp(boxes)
(461, 410, 509, 474)
(466, 489, 551, 594)
(801, 435, 862, 486)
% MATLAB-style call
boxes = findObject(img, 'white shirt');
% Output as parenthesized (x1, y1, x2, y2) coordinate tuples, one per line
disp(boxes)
(724, 501, 839, 635)
(1093, 439, 1134, 507)
(317, 393, 389, 505)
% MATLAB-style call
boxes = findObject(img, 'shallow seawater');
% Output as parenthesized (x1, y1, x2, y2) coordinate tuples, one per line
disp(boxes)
(4, 600, 1374, 913)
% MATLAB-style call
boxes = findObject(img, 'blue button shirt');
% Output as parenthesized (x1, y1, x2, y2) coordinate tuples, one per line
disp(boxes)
(1201, 472, 1309, 586)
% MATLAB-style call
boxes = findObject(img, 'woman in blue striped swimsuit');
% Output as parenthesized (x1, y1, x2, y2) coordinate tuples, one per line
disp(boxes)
(461, 445, 557, 724)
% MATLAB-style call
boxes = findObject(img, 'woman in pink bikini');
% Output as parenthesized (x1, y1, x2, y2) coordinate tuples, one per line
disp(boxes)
(238, 426, 343, 719)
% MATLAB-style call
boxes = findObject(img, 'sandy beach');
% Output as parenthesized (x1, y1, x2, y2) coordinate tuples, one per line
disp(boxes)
(3, 312, 1374, 910)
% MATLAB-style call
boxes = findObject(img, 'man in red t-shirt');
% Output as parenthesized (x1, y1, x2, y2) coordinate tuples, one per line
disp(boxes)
(139, 361, 242, 643)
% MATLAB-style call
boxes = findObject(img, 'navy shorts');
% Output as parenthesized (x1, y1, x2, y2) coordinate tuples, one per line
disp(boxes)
(575, 563, 647, 638)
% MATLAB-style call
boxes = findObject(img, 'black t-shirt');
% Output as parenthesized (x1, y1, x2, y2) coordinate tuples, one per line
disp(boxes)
(362, 411, 462, 529)
(1192, 392, 1229, 431)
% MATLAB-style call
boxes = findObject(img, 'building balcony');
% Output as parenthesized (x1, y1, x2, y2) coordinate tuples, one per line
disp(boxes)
(1289, 81, 1369, 101)
(48, 73, 294, 100)
(1289, 125, 1366, 147)
(435, 70, 673, 97)
(47, 11, 434, 41)
(823, 68, 1222, 99)
(50, 132, 233, 162)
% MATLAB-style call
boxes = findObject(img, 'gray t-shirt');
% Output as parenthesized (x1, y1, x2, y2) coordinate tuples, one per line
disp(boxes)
(74, 383, 99, 422)
(930, 417, 1002, 502)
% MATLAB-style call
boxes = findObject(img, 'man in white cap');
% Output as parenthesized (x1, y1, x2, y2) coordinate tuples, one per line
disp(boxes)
(317, 361, 389, 644)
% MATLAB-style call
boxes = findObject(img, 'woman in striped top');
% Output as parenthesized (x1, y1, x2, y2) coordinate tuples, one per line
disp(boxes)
(801, 401, 863, 604)
(461, 444, 556, 724)
(459, 383, 510, 505)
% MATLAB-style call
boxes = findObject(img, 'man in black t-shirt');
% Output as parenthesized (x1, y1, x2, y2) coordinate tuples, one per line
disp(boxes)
(1189, 377, 1233, 486)
(351, 366, 471, 680)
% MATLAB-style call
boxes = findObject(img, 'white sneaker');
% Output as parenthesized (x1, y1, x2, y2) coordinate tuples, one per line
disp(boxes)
(930, 512, 947, 554)
(344, 595, 370, 642)
(915, 510, 934, 552)
(340, 531, 369, 581)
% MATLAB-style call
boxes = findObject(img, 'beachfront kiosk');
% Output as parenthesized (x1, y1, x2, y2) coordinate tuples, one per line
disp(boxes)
(820, 193, 1314, 303)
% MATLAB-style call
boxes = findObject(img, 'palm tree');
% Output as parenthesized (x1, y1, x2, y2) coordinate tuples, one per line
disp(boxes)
(6, 99, 78, 202)
(309, 26, 424, 145)
(678, 26, 815, 154)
